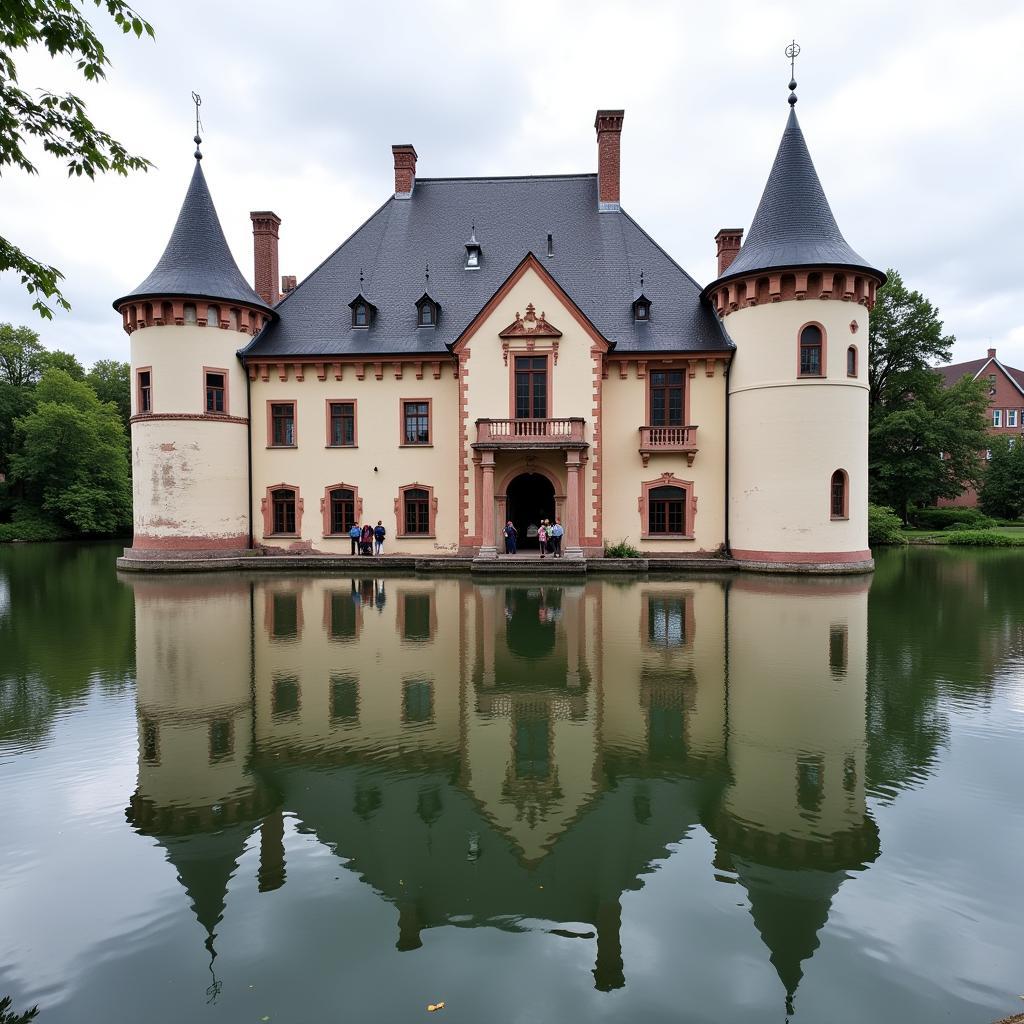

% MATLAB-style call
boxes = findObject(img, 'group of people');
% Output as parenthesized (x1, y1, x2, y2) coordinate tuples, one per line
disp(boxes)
(348, 521, 386, 556)
(502, 517, 565, 557)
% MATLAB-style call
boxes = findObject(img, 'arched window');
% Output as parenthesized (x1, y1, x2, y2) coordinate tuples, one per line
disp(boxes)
(830, 470, 848, 520)
(648, 485, 687, 534)
(847, 345, 857, 377)
(207, 304, 220, 327)
(353, 302, 368, 328)
(183, 303, 197, 325)
(799, 323, 824, 377)
(272, 488, 297, 534)
(417, 300, 434, 327)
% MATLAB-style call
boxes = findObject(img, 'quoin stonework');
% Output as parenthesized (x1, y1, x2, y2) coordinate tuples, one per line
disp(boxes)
(114, 85, 884, 572)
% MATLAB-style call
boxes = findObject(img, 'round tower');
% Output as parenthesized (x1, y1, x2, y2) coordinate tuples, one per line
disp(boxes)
(706, 76, 884, 572)
(113, 134, 275, 558)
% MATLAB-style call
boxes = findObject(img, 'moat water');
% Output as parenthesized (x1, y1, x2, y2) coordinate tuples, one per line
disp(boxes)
(0, 543, 1022, 1024)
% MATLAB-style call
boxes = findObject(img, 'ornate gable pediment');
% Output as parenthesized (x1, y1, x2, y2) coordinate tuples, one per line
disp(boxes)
(499, 303, 562, 339)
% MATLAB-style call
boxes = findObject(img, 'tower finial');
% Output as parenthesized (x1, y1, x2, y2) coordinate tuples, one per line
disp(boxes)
(785, 40, 800, 106)
(192, 91, 203, 159)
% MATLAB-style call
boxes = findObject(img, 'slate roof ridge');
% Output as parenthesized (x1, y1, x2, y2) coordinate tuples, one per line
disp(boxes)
(239, 195, 396, 355)
(416, 172, 597, 184)
(619, 207, 735, 350)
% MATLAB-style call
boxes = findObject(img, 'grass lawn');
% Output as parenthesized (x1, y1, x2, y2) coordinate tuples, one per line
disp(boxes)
(902, 526, 1024, 542)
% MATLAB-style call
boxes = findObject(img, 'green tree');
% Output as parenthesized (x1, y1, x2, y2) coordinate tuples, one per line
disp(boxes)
(40, 348, 85, 380)
(978, 435, 1024, 520)
(868, 270, 989, 520)
(0, 380, 34, 483)
(868, 269, 955, 410)
(869, 371, 989, 521)
(1, 0, 154, 318)
(86, 358, 131, 428)
(11, 368, 131, 533)
(0, 996, 38, 1024)
(0, 323, 46, 386)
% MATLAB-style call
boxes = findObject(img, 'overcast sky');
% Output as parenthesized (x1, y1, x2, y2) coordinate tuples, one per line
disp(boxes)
(2, 0, 1022, 370)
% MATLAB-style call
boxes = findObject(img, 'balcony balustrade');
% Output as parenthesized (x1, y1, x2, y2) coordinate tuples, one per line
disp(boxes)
(638, 424, 699, 466)
(474, 418, 587, 448)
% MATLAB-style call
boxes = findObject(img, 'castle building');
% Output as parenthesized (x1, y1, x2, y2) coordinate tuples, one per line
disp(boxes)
(114, 79, 884, 571)
(936, 348, 1024, 507)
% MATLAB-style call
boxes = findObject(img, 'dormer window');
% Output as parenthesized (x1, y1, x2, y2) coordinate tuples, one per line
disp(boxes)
(416, 294, 439, 328)
(348, 292, 376, 329)
(465, 230, 481, 270)
(632, 291, 652, 321)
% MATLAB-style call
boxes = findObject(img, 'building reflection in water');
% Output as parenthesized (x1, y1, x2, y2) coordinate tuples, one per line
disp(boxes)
(124, 571, 877, 1011)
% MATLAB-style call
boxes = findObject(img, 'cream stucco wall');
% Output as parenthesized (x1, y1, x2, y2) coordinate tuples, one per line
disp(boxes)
(250, 368, 461, 553)
(727, 300, 869, 558)
(130, 323, 250, 547)
(601, 363, 727, 552)
(460, 266, 600, 544)
(724, 576, 869, 840)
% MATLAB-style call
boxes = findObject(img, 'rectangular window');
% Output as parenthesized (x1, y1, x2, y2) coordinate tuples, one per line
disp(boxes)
(649, 370, 685, 426)
(403, 488, 431, 535)
(796, 756, 824, 813)
(205, 371, 226, 413)
(208, 719, 233, 761)
(1009, 409, 1018, 427)
(329, 592, 357, 641)
(648, 596, 686, 647)
(647, 485, 686, 535)
(402, 401, 431, 445)
(137, 369, 152, 414)
(402, 593, 432, 641)
(329, 488, 356, 535)
(271, 489, 297, 535)
(402, 680, 433, 723)
(271, 592, 298, 639)
(515, 356, 548, 419)
(515, 716, 551, 780)
(328, 402, 356, 446)
(829, 624, 848, 676)
(272, 675, 300, 718)
(141, 719, 159, 763)
(330, 675, 359, 724)
(270, 402, 296, 446)
(993, 409, 1002, 427)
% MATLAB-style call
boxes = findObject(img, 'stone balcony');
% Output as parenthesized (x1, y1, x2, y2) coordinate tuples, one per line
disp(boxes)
(474, 417, 588, 450)
(638, 424, 699, 466)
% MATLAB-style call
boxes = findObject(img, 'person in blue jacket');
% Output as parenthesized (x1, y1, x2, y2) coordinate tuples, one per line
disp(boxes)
(374, 520, 386, 556)
(348, 522, 361, 555)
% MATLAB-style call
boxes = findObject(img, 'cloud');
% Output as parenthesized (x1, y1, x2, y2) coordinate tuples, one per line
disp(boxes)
(1, 0, 1021, 369)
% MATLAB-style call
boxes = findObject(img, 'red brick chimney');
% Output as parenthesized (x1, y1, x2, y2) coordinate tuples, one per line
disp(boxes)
(392, 144, 418, 198)
(988, 347, 997, 359)
(715, 229, 743, 277)
(594, 110, 625, 211)
(281, 275, 297, 296)
(250, 211, 281, 306)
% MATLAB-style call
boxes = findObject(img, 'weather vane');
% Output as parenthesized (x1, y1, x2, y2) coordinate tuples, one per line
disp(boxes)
(785, 40, 800, 106)
(192, 91, 203, 159)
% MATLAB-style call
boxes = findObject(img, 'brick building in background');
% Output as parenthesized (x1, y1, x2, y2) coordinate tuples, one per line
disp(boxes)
(936, 348, 1024, 508)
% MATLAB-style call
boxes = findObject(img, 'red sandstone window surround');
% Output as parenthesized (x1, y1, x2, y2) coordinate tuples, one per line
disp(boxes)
(640, 475, 695, 539)
(798, 322, 826, 377)
(261, 483, 303, 537)
(830, 469, 849, 520)
(513, 354, 550, 419)
(396, 483, 436, 537)
(847, 345, 858, 378)
(136, 366, 153, 414)
(326, 400, 357, 447)
(268, 401, 297, 447)
(203, 366, 228, 414)
(401, 399, 432, 446)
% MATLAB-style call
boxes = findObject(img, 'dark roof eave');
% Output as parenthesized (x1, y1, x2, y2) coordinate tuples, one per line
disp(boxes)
(241, 348, 459, 363)
(704, 260, 887, 298)
(112, 290, 278, 318)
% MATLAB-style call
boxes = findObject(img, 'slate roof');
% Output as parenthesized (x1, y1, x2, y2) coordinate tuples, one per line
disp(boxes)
(244, 174, 731, 359)
(711, 108, 883, 288)
(112, 159, 272, 313)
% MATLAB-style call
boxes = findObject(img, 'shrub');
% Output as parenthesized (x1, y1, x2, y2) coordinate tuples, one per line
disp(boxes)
(603, 538, 642, 558)
(945, 530, 1024, 547)
(911, 506, 994, 530)
(868, 504, 905, 546)
(943, 518, 995, 531)
(0, 507, 67, 543)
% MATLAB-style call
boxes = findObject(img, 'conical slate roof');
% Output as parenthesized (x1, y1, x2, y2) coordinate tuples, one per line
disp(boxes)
(714, 108, 882, 286)
(113, 159, 272, 312)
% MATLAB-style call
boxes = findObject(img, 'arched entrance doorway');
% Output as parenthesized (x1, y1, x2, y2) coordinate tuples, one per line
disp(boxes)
(505, 473, 555, 550)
